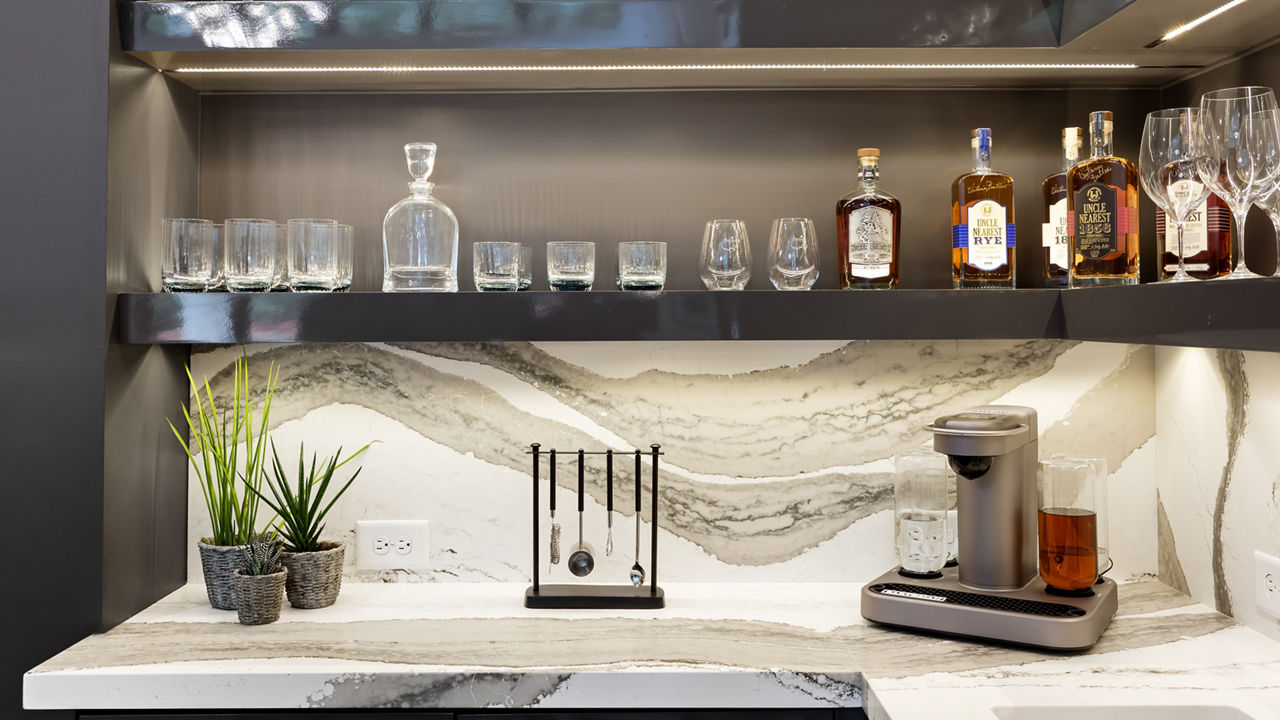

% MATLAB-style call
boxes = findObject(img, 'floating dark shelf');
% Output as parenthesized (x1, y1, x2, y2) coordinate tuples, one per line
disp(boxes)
(116, 280, 1280, 349)
(116, 289, 1064, 344)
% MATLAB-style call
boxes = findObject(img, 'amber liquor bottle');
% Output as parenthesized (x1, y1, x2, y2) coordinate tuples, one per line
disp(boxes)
(952, 128, 1015, 288)
(1067, 111, 1139, 286)
(1156, 192, 1232, 279)
(837, 148, 901, 289)
(1042, 127, 1082, 287)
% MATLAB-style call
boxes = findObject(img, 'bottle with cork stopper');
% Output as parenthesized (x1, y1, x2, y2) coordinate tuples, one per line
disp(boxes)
(837, 147, 901, 289)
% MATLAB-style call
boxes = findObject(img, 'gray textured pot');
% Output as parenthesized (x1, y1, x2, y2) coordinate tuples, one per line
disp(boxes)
(281, 541, 345, 609)
(197, 539, 243, 610)
(233, 568, 287, 625)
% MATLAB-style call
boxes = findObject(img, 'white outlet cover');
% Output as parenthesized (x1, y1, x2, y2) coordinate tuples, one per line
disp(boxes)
(1256, 550, 1280, 620)
(356, 519, 430, 570)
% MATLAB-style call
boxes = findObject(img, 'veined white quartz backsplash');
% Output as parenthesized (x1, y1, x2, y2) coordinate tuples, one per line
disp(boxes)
(186, 340, 1157, 584)
(1156, 347, 1280, 642)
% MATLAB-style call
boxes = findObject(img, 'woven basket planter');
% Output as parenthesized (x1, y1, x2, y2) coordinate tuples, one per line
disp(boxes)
(281, 541, 345, 609)
(198, 540, 244, 610)
(233, 568, 287, 625)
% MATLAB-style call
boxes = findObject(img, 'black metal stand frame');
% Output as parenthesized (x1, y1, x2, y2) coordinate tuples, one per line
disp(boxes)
(525, 443, 665, 609)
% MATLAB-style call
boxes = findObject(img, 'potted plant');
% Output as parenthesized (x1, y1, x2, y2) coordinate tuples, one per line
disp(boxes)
(247, 442, 368, 609)
(233, 531, 287, 625)
(169, 355, 278, 610)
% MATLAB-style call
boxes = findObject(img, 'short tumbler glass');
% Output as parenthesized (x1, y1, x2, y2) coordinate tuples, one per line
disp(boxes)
(473, 242, 522, 291)
(162, 218, 217, 292)
(223, 218, 279, 292)
(547, 241, 596, 291)
(518, 245, 533, 290)
(334, 223, 354, 292)
(287, 218, 341, 292)
(617, 241, 667, 291)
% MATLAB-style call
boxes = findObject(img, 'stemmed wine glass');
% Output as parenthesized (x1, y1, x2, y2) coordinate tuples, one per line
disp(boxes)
(1197, 86, 1279, 279)
(1251, 110, 1280, 276)
(1141, 108, 1210, 283)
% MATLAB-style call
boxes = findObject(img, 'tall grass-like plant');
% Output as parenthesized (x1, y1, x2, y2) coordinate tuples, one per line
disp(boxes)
(248, 442, 369, 553)
(169, 355, 279, 547)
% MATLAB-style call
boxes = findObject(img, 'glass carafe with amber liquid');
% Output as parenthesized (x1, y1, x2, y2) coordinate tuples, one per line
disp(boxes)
(1068, 111, 1139, 286)
(952, 128, 1015, 288)
(382, 142, 460, 292)
(1042, 128, 1082, 287)
(837, 148, 901, 289)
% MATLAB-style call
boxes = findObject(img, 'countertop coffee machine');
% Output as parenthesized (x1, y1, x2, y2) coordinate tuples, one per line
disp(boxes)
(861, 405, 1117, 650)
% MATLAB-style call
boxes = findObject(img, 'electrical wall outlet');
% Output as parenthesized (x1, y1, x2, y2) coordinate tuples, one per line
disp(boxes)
(356, 519, 430, 570)
(1257, 550, 1280, 619)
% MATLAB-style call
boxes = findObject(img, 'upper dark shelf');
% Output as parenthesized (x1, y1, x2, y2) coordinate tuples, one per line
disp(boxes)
(116, 289, 1063, 344)
(117, 280, 1280, 351)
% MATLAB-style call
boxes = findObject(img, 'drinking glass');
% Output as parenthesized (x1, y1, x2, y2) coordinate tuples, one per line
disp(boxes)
(1197, 86, 1278, 279)
(1253, 111, 1280, 276)
(1038, 459, 1103, 593)
(287, 218, 340, 291)
(161, 218, 217, 292)
(1141, 108, 1210, 283)
(271, 221, 289, 291)
(473, 241, 521, 291)
(518, 245, 532, 290)
(700, 219, 752, 290)
(617, 241, 667, 291)
(223, 218, 279, 292)
(334, 223, 354, 292)
(547, 241, 595, 291)
(767, 217, 819, 290)
(893, 449, 949, 578)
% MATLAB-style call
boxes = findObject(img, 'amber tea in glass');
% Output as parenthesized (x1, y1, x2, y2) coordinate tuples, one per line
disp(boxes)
(1038, 459, 1103, 593)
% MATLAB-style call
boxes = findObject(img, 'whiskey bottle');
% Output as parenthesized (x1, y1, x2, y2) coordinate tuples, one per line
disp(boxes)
(837, 148, 901, 289)
(1042, 127, 1082, 287)
(952, 128, 1015, 288)
(1156, 192, 1232, 279)
(1067, 111, 1139, 286)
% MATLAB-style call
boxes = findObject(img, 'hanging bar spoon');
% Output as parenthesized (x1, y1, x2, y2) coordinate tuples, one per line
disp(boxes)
(549, 449, 560, 566)
(568, 449, 595, 577)
(630, 449, 646, 587)
(605, 450, 614, 556)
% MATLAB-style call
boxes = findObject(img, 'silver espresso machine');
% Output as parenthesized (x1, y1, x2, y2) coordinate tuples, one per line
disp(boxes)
(861, 405, 1116, 650)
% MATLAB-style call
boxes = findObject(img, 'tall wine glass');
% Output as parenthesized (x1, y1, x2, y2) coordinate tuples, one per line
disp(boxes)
(1251, 109, 1280, 276)
(1142, 108, 1210, 283)
(1197, 86, 1278, 279)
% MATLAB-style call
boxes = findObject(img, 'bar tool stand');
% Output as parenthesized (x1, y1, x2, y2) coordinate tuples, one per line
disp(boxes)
(526, 443, 665, 609)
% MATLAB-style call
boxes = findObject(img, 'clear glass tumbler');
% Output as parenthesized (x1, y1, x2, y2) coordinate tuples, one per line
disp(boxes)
(288, 218, 341, 292)
(547, 241, 596, 291)
(518, 245, 533, 291)
(473, 241, 522, 291)
(334, 223, 354, 292)
(893, 449, 949, 578)
(161, 218, 217, 292)
(223, 218, 279, 292)
(700, 219, 752, 290)
(272, 221, 289, 291)
(767, 217, 819, 290)
(1039, 458, 1104, 593)
(617, 241, 667, 291)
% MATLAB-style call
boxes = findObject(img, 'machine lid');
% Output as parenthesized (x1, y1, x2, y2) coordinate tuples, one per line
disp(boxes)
(931, 411, 1026, 433)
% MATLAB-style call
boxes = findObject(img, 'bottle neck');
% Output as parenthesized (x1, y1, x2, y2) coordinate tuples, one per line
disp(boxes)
(858, 161, 880, 191)
(1090, 128, 1113, 158)
(972, 140, 991, 172)
(409, 179, 435, 197)
(1062, 143, 1081, 172)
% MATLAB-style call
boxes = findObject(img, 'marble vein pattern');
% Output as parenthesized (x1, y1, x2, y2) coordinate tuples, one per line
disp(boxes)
(1156, 347, 1280, 642)
(185, 340, 1156, 584)
(23, 582, 1266, 712)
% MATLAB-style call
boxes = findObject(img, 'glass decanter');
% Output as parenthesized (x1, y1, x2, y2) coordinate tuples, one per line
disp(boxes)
(382, 142, 459, 292)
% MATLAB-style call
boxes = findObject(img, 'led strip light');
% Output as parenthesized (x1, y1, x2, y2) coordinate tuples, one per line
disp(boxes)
(1160, 0, 1249, 42)
(170, 63, 1140, 73)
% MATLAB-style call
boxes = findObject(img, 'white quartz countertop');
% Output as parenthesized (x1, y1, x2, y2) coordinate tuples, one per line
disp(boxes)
(24, 581, 1280, 718)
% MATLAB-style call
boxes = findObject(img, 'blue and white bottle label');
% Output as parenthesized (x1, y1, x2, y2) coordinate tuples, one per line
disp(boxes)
(953, 199, 1013, 271)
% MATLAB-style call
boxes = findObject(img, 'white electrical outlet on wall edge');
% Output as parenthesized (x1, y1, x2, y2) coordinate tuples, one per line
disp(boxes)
(356, 519, 430, 570)
(1256, 550, 1280, 619)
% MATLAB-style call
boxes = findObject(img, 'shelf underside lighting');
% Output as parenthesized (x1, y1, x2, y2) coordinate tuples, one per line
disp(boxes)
(1154, 0, 1249, 45)
(170, 63, 1142, 74)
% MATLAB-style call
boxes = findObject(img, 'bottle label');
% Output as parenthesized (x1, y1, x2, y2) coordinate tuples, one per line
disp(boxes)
(1069, 182, 1130, 259)
(847, 206, 893, 278)
(1042, 197, 1068, 269)
(957, 199, 1012, 271)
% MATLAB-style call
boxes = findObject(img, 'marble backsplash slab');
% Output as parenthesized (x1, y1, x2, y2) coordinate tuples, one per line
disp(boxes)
(186, 340, 1156, 585)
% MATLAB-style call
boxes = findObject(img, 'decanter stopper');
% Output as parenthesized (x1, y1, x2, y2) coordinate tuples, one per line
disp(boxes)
(405, 142, 437, 182)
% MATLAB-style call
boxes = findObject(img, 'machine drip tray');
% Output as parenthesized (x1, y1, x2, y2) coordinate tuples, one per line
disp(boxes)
(861, 566, 1117, 651)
